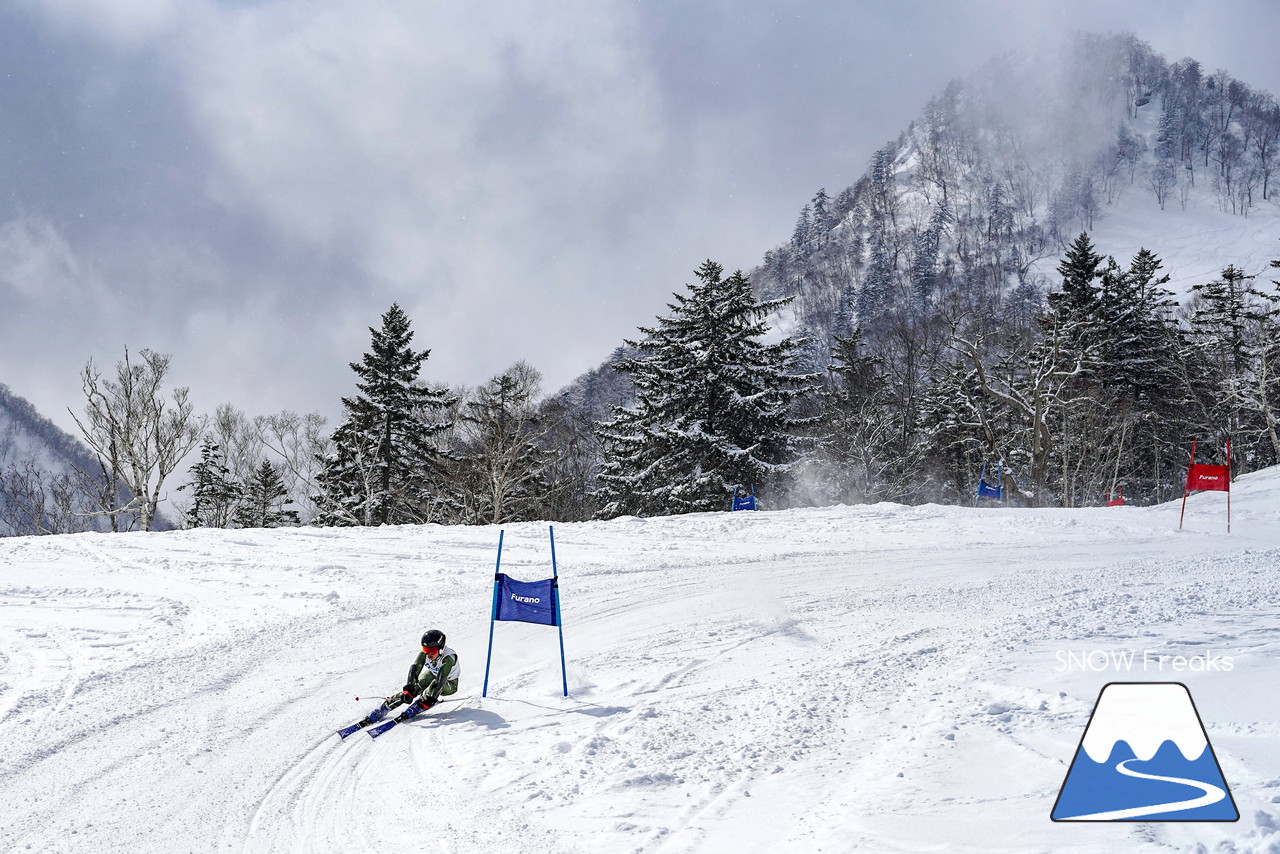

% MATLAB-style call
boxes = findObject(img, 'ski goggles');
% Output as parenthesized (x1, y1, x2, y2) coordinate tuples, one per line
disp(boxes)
(423, 645, 441, 656)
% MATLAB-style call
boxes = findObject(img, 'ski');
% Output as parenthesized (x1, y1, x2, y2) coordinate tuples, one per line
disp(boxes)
(336, 699, 395, 738)
(338, 695, 469, 740)
(336, 719, 371, 739)
(366, 720, 398, 738)
(367, 703, 426, 738)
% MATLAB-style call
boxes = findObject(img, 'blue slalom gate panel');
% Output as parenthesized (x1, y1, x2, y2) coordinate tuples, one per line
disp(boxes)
(495, 574, 558, 626)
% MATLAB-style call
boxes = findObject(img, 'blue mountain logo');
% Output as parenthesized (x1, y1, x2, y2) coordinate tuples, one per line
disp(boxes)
(1051, 682, 1238, 822)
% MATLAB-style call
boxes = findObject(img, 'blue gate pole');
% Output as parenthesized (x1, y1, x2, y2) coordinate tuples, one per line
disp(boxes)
(482, 530, 504, 698)
(550, 525, 568, 697)
(997, 460, 1004, 506)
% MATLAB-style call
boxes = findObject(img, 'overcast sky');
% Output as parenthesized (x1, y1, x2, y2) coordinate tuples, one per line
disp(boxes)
(3, 0, 1279, 437)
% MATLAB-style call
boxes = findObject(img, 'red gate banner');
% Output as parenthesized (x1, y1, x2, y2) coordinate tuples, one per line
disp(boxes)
(1186, 464, 1230, 492)
(1179, 439, 1231, 533)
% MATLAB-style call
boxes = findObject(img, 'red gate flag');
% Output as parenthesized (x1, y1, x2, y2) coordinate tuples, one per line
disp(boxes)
(1179, 439, 1231, 533)
(1186, 464, 1230, 492)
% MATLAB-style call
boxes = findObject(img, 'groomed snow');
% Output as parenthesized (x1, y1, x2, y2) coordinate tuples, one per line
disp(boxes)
(3, 470, 1280, 852)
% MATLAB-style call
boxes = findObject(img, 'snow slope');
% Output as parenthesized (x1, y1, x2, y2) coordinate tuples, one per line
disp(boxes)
(1028, 98, 1280, 299)
(3, 470, 1280, 853)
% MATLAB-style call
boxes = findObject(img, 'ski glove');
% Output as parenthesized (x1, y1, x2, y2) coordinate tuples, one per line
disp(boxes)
(402, 683, 416, 696)
(419, 697, 437, 710)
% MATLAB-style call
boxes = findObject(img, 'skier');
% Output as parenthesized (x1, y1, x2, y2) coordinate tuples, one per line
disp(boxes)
(351, 629, 461, 730)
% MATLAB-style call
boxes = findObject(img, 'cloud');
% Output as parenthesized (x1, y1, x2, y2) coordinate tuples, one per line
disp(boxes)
(0, 216, 84, 300)
(16, 0, 182, 52)
(4, 0, 1280, 444)
(180, 2, 665, 283)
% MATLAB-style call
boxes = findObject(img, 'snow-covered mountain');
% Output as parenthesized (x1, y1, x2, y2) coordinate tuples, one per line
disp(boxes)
(753, 32, 1280, 368)
(0, 382, 107, 535)
(2, 465, 1278, 851)
(566, 32, 1280, 405)
(0, 383, 93, 473)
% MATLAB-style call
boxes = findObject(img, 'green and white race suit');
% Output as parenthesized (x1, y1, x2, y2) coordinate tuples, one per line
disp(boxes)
(406, 645, 460, 702)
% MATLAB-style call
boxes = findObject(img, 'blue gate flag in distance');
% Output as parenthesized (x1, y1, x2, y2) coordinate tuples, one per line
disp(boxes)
(495, 574, 559, 626)
(976, 479, 1001, 499)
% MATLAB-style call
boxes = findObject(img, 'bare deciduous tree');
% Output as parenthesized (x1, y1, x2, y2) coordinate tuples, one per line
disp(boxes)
(70, 348, 205, 531)
(0, 461, 96, 536)
(454, 361, 551, 524)
(258, 410, 330, 524)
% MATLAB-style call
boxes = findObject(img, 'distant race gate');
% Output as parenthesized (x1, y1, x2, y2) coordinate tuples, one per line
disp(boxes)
(1179, 439, 1232, 533)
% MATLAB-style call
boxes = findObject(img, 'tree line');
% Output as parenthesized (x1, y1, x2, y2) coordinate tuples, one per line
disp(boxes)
(3, 233, 1275, 537)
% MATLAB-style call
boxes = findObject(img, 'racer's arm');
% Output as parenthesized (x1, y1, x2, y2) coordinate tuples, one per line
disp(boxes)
(404, 651, 426, 693)
(423, 653, 457, 702)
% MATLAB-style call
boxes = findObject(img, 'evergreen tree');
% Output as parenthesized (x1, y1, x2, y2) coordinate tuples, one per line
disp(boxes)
(1095, 249, 1181, 402)
(1050, 233, 1103, 318)
(1046, 232, 1105, 367)
(1155, 99, 1180, 160)
(595, 261, 813, 517)
(181, 439, 242, 528)
(1091, 249, 1194, 503)
(1189, 265, 1256, 381)
(810, 188, 832, 236)
(790, 204, 813, 249)
(236, 460, 300, 528)
(866, 143, 899, 229)
(910, 201, 951, 311)
(1254, 259, 1280, 461)
(858, 232, 895, 321)
(1188, 264, 1280, 469)
(986, 184, 1014, 240)
(315, 303, 456, 526)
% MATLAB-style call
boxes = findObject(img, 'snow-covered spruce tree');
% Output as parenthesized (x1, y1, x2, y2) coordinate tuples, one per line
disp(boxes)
(1090, 249, 1196, 503)
(180, 439, 242, 528)
(595, 261, 813, 517)
(1095, 249, 1175, 395)
(790, 203, 813, 250)
(1259, 254, 1280, 462)
(235, 460, 300, 528)
(857, 231, 896, 321)
(1186, 264, 1280, 471)
(910, 200, 952, 312)
(315, 304, 456, 526)
(1048, 233, 1104, 333)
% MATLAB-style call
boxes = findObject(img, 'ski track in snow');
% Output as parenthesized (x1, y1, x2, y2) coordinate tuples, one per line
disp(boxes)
(2, 477, 1280, 852)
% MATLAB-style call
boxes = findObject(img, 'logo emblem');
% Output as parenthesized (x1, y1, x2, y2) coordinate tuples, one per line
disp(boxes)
(1051, 682, 1238, 821)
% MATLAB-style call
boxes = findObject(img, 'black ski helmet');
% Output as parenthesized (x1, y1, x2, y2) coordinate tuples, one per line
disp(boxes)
(421, 629, 446, 649)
